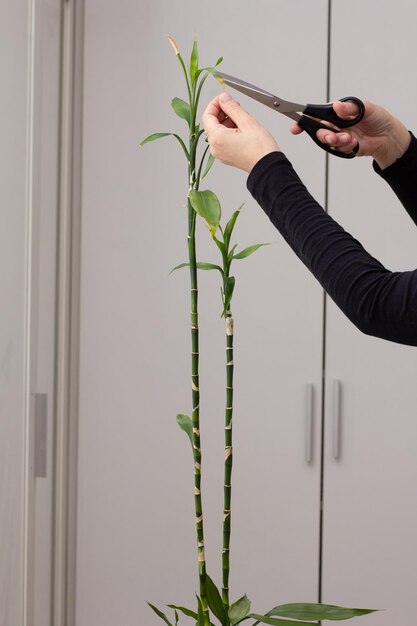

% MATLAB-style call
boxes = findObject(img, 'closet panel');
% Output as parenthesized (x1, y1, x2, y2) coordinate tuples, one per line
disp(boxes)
(29, 1, 62, 624)
(76, 1, 328, 624)
(0, 1, 62, 624)
(323, 2, 417, 624)
(0, 1, 30, 621)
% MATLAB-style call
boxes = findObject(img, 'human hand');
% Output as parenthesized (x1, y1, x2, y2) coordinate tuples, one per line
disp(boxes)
(291, 99, 411, 169)
(202, 92, 280, 173)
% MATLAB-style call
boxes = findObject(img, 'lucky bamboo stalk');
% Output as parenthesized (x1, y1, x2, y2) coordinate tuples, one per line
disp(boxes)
(217, 218, 265, 612)
(187, 40, 210, 626)
(141, 36, 220, 625)
(142, 35, 377, 626)
(222, 309, 234, 609)
(221, 240, 236, 610)
(188, 160, 209, 626)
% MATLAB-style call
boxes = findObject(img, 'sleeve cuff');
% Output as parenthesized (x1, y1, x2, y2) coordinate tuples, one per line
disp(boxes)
(246, 151, 287, 194)
(373, 132, 417, 178)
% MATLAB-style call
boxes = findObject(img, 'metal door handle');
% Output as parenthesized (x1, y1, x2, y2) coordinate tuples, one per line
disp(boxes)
(34, 393, 48, 478)
(305, 383, 314, 463)
(332, 379, 341, 460)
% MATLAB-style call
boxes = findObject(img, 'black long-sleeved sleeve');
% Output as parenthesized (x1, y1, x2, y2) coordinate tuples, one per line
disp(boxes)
(247, 134, 417, 346)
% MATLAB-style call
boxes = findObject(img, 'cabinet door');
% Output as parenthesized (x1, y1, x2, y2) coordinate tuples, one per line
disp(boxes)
(0, 1, 61, 624)
(29, 2, 62, 624)
(0, 2, 30, 621)
(76, 1, 327, 624)
(323, 2, 417, 624)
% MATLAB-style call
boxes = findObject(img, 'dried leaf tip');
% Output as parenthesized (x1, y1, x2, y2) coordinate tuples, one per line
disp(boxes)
(166, 35, 179, 55)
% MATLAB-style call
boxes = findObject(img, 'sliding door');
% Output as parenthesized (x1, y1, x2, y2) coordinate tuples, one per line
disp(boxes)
(323, 2, 417, 623)
(76, 1, 328, 624)
(0, 1, 62, 624)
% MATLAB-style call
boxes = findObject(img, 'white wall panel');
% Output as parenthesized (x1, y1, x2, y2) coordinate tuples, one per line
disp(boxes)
(77, 1, 328, 624)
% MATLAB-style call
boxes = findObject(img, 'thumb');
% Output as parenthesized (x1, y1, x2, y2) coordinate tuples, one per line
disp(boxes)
(332, 99, 360, 120)
(219, 92, 253, 129)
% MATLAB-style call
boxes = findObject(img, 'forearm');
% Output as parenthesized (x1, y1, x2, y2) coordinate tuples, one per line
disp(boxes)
(247, 151, 417, 346)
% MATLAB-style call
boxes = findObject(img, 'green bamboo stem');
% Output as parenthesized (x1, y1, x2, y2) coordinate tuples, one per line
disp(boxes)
(188, 139, 210, 626)
(222, 306, 234, 609)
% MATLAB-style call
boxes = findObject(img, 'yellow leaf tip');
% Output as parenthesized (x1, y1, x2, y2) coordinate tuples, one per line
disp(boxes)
(166, 35, 179, 55)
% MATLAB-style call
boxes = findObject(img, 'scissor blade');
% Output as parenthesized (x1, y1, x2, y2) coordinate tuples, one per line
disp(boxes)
(217, 71, 305, 115)
(217, 72, 280, 110)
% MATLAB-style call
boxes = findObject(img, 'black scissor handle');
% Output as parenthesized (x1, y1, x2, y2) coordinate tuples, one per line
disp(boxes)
(303, 96, 365, 128)
(298, 114, 360, 159)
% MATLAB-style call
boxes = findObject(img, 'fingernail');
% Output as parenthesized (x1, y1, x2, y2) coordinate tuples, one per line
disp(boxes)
(324, 135, 332, 144)
(220, 92, 232, 103)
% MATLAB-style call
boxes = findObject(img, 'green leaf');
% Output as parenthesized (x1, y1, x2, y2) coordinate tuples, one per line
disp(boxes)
(140, 132, 189, 161)
(171, 98, 191, 125)
(204, 67, 221, 77)
(206, 575, 228, 626)
(224, 205, 244, 248)
(189, 190, 221, 237)
(223, 276, 235, 317)
(266, 603, 377, 621)
(147, 602, 174, 626)
(206, 67, 226, 85)
(233, 243, 270, 260)
(167, 605, 198, 621)
(190, 37, 199, 87)
(176, 414, 193, 449)
(140, 132, 172, 146)
(228, 244, 238, 262)
(166, 36, 193, 102)
(213, 235, 226, 256)
(170, 262, 190, 274)
(215, 56, 223, 66)
(229, 595, 251, 625)
(174, 610, 179, 626)
(196, 262, 223, 273)
(170, 262, 223, 275)
(248, 615, 317, 626)
(201, 153, 215, 180)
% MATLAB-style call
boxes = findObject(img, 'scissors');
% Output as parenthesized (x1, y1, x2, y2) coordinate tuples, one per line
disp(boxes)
(216, 71, 365, 159)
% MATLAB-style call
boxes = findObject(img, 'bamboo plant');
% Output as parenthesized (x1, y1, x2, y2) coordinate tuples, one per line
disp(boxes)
(140, 36, 377, 626)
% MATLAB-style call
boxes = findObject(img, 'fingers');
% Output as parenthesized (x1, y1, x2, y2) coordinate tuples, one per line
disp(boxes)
(290, 121, 304, 135)
(202, 92, 254, 135)
(316, 128, 358, 153)
(332, 99, 360, 120)
(291, 99, 362, 153)
(202, 96, 224, 135)
(318, 100, 361, 150)
(217, 108, 237, 129)
(217, 92, 254, 129)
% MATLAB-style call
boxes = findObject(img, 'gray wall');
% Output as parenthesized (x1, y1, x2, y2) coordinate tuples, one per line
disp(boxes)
(77, 1, 328, 624)
(75, 2, 417, 626)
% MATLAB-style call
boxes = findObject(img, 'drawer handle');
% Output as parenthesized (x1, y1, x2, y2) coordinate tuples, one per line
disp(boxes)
(332, 379, 341, 460)
(305, 383, 314, 463)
